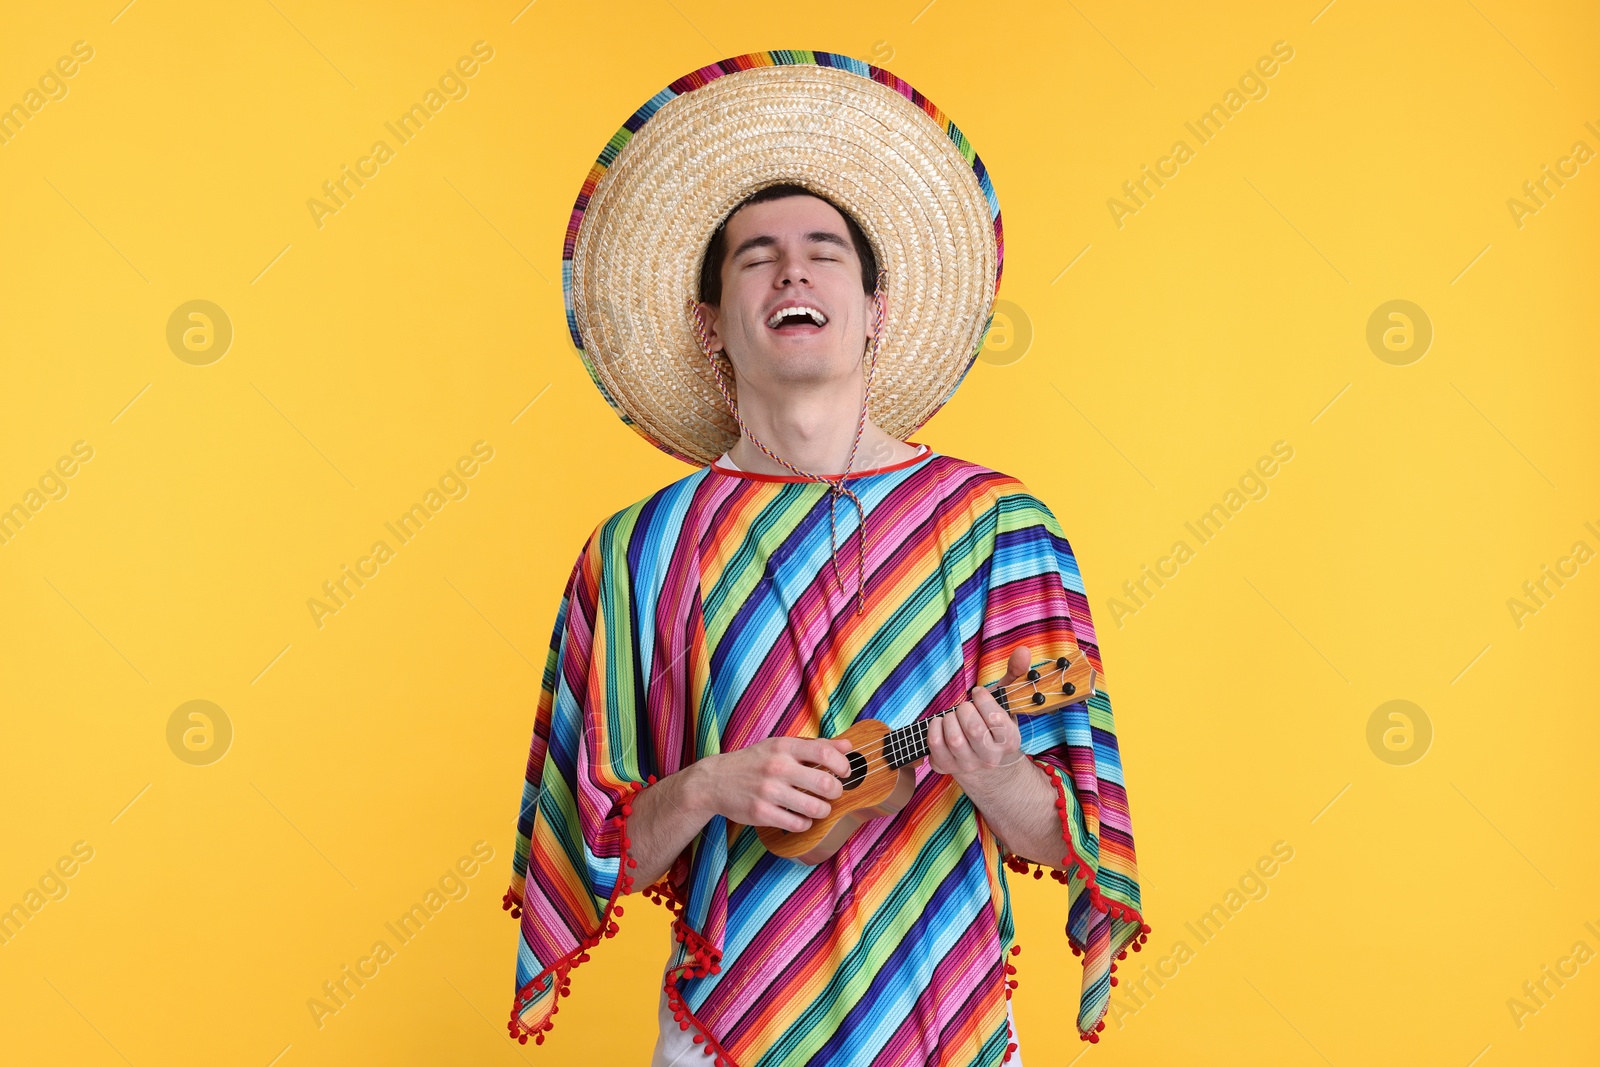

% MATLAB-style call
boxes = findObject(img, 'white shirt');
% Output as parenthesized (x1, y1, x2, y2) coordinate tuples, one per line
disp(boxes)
(716, 442, 929, 473)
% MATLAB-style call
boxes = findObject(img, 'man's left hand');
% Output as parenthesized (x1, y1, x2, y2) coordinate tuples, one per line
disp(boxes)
(926, 645, 1031, 783)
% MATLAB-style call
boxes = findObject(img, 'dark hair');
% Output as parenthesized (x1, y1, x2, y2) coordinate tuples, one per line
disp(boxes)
(696, 183, 878, 306)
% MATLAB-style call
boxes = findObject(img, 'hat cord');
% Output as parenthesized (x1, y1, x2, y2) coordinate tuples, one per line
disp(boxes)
(687, 268, 887, 618)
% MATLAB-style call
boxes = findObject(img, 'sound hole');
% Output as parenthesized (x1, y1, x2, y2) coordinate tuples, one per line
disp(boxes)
(841, 749, 868, 790)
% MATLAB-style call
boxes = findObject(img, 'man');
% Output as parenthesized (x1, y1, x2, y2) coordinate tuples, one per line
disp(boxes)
(503, 52, 1147, 1066)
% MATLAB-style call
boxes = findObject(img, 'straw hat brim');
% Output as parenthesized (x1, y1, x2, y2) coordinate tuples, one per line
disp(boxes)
(564, 50, 1003, 468)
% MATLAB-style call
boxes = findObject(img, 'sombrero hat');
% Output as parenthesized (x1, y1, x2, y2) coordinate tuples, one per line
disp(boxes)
(563, 49, 1004, 468)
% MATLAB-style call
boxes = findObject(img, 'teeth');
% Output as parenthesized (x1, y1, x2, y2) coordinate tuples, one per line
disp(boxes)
(766, 305, 827, 328)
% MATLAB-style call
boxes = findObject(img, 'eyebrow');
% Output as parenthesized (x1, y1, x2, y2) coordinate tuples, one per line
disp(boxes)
(730, 230, 852, 262)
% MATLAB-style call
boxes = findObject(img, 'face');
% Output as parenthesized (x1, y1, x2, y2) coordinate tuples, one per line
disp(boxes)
(696, 194, 884, 392)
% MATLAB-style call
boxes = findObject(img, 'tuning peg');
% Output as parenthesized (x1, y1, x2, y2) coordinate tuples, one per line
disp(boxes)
(1031, 692, 1045, 705)
(1026, 668, 1040, 681)
(1062, 682, 1075, 696)
(1056, 656, 1070, 669)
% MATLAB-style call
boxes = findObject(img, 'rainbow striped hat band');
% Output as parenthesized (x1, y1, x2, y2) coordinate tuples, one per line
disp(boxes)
(562, 50, 1004, 467)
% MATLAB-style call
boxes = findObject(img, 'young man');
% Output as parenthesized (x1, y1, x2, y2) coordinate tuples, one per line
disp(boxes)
(503, 52, 1147, 1066)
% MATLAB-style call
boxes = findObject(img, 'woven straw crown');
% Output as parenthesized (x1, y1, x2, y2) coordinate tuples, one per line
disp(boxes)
(564, 50, 1004, 467)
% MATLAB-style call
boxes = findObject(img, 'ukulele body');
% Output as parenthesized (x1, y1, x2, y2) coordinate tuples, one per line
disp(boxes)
(753, 718, 915, 865)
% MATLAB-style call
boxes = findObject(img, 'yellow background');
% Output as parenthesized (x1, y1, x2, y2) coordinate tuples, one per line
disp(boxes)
(2, 1, 1596, 1064)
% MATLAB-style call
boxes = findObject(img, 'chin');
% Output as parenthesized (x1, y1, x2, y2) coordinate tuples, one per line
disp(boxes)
(762, 347, 854, 380)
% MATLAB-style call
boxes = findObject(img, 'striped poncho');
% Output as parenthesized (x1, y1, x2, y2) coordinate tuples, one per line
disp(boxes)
(504, 446, 1147, 1064)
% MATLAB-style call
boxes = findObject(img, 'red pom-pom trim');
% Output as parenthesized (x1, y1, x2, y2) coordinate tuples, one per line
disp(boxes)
(1002, 938, 1024, 1002)
(660, 917, 737, 1065)
(508, 780, 674, 1049)
(1001, 760, 1146, 925)
(994, 758, 1150, 1045)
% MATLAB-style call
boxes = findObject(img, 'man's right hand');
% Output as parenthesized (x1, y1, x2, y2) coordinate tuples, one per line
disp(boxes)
(688, 736, 855, 832)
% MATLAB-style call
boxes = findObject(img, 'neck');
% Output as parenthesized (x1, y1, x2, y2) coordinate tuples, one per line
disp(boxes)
(725, 374, 911, 477)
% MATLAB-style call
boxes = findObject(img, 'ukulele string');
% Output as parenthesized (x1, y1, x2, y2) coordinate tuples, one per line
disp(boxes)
(818, 664, 1084, 780)
(787, 667, 1086, 805)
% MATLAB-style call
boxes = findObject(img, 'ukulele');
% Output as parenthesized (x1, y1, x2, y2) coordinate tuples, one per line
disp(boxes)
(754, 653, 1099, 864)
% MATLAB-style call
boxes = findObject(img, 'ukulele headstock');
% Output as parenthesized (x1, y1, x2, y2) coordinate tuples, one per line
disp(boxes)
(988, 652, 1098, 718)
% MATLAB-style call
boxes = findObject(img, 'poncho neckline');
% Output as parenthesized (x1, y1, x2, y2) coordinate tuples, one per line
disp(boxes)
(709, 441, 933, 482)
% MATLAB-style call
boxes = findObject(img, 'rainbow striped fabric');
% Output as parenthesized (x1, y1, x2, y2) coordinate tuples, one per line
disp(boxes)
(504, 449, 1147, 1063)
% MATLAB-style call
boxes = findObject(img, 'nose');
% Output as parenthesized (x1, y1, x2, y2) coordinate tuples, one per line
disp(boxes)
(776, 249, 812, 287)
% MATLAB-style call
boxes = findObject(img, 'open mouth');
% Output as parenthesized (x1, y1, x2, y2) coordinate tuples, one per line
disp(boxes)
(766, 305, 828, 333)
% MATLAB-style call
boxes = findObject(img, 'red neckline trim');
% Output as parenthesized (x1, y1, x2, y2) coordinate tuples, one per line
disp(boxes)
(708, 442, 933, 482)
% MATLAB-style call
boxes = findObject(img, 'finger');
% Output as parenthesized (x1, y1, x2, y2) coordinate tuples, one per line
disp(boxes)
(942, 710, 970, 756)
(971, 688, 1012, 738)
(925, 718, 946, 772)
(787, 756, 846, 798)
(986, 702, 1012, 736)
(797, 737, 853, 778)
(787, 771, 841, 800)
(785, 784, 833, 820)
(1008, 645, 1032, 682)
(957, 700, 998, 749)
(810, 765, 844, 798)
(998, 712, 1022, 747)
(759, 801, 812, 832)
(970, 684, 1008, 720)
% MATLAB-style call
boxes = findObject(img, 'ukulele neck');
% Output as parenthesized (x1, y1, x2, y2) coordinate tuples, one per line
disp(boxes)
(878, 656, 1097, 770)
(882, 716, 940, 769)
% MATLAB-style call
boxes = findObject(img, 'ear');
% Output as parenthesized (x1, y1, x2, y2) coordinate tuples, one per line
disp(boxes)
(694, 301, 725, 353)
(865, 284, 889, 341)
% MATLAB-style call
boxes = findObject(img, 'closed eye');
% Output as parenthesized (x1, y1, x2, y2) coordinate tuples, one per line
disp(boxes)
(743, 256, 840, 266)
